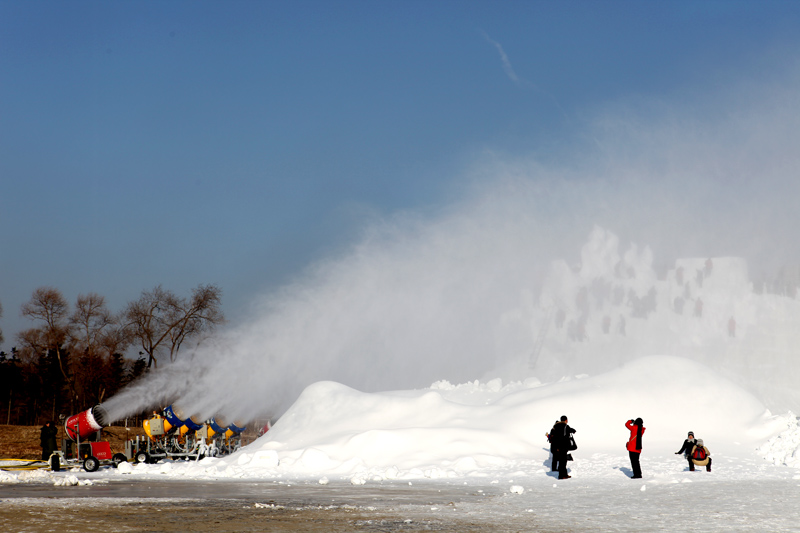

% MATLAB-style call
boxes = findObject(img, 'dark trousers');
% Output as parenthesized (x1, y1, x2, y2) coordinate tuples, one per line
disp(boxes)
(42, 446, 54, 461)
(556, 450, 569, 478)
(629, 451, 642, 478)
(689, 457, 712, 471)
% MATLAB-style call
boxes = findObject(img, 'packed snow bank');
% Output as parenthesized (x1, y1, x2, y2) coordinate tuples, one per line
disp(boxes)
(0, 468, 96, 486)
(175, 355, 783, 480)
(759, 412, 800, 468)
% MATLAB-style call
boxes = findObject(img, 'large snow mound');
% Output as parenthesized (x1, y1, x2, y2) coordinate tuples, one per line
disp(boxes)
(180, 355, 782, 480)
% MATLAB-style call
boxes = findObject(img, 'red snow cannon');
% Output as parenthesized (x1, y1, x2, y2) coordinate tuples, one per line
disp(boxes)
(65, 405, 110, 441)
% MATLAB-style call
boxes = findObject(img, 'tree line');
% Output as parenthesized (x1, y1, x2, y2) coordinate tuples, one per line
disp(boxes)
(0, 284, 224, 426)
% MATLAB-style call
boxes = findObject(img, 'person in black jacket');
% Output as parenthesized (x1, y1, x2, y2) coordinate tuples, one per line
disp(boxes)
(40, 421, 58, 460)
(674, 431, 696, 459)
(550, 415, 576, 480)
(546, 421, 558, 471)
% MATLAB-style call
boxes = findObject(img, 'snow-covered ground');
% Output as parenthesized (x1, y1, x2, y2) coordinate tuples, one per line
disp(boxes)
(4, 360, 798, 485)
(3, 356, 800, 531)
(5, 355, 800, 532)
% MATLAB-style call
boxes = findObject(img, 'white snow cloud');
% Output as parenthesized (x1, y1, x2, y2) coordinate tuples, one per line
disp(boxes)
(101, 59, 800, 425)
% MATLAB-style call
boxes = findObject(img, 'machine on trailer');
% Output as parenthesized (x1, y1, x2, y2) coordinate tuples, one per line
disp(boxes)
(52, 405, 128, 472)
(125, 405, 246, 464)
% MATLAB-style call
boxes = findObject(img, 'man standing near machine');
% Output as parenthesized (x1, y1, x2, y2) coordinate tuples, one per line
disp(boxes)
(40, 421, 58, 461)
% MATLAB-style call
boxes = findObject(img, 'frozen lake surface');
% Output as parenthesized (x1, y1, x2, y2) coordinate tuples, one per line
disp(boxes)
(1, 476, 799, 532)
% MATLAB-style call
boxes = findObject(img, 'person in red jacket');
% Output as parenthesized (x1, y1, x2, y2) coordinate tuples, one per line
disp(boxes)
(625, 418, 645, 479)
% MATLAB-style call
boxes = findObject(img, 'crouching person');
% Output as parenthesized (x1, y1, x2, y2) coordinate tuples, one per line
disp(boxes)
(689, 438, 712, 472)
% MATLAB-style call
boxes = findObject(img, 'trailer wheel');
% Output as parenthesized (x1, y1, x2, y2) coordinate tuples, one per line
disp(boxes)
(135, 451, 150, 464)
(83, 456, 100, 472)
(49, 454, 61, 472)
(112, 453, 128, 467)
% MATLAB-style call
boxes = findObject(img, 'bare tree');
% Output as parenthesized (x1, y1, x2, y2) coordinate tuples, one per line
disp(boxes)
(0, 299, 4, 345)
(69, 293, 133, 405)
(124, 284, 224, 369)
(20, 287, 71, 380)
(15, 327, 48, 364)
(70, 293, 112, 357)
(18, 287, 80, 412)
(166, 284, 224, 362)
(124, 285, 174, 369)
(99, 318, 133, 359)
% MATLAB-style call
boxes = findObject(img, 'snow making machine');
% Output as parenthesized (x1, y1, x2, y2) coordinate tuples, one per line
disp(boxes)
(126, 405, 246, 464)
(53, 405, 128, 472)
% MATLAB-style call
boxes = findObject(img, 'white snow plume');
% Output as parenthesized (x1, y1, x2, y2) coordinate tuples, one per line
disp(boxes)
(104, 198, 564, 423)
(102, 66, 800, 424)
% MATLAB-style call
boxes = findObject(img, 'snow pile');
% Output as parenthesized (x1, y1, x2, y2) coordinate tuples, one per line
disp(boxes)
(4, 356, 793, 487)
(139, 355, 784, 482)
(0, 469, 99, 486)
(53, 474, 81, 486)
(758, 412, 800, 467)
(19, 470, 52, 483)
(0, 469, 52, 484)
(0, 470, 19, 483)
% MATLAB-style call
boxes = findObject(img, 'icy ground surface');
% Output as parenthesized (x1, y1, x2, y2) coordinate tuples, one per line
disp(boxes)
(1, 476, 799, 532)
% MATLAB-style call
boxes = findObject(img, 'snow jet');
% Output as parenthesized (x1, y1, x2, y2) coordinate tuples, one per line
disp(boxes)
(102, 66, 800, 424)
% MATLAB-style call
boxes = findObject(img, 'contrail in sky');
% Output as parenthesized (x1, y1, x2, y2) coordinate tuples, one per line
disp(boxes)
(481, 30, 520, 83)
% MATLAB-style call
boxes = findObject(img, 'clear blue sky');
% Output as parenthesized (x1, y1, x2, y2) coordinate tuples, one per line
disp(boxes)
(2, 1, 799, 350)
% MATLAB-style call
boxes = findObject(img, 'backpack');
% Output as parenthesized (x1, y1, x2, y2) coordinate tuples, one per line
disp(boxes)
(692, 446, 707, 461)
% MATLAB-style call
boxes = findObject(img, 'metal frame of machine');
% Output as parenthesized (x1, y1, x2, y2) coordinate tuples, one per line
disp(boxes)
(52, 406, 128, 472)
(125, 406, 245, 464)
(51, 404, 247, 470)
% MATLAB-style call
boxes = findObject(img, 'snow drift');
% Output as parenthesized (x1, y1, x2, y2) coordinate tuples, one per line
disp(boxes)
(166, 355, 784, 481)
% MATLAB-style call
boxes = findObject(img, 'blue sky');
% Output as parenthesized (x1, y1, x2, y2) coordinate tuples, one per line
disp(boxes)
(2, 1, 800, 351)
